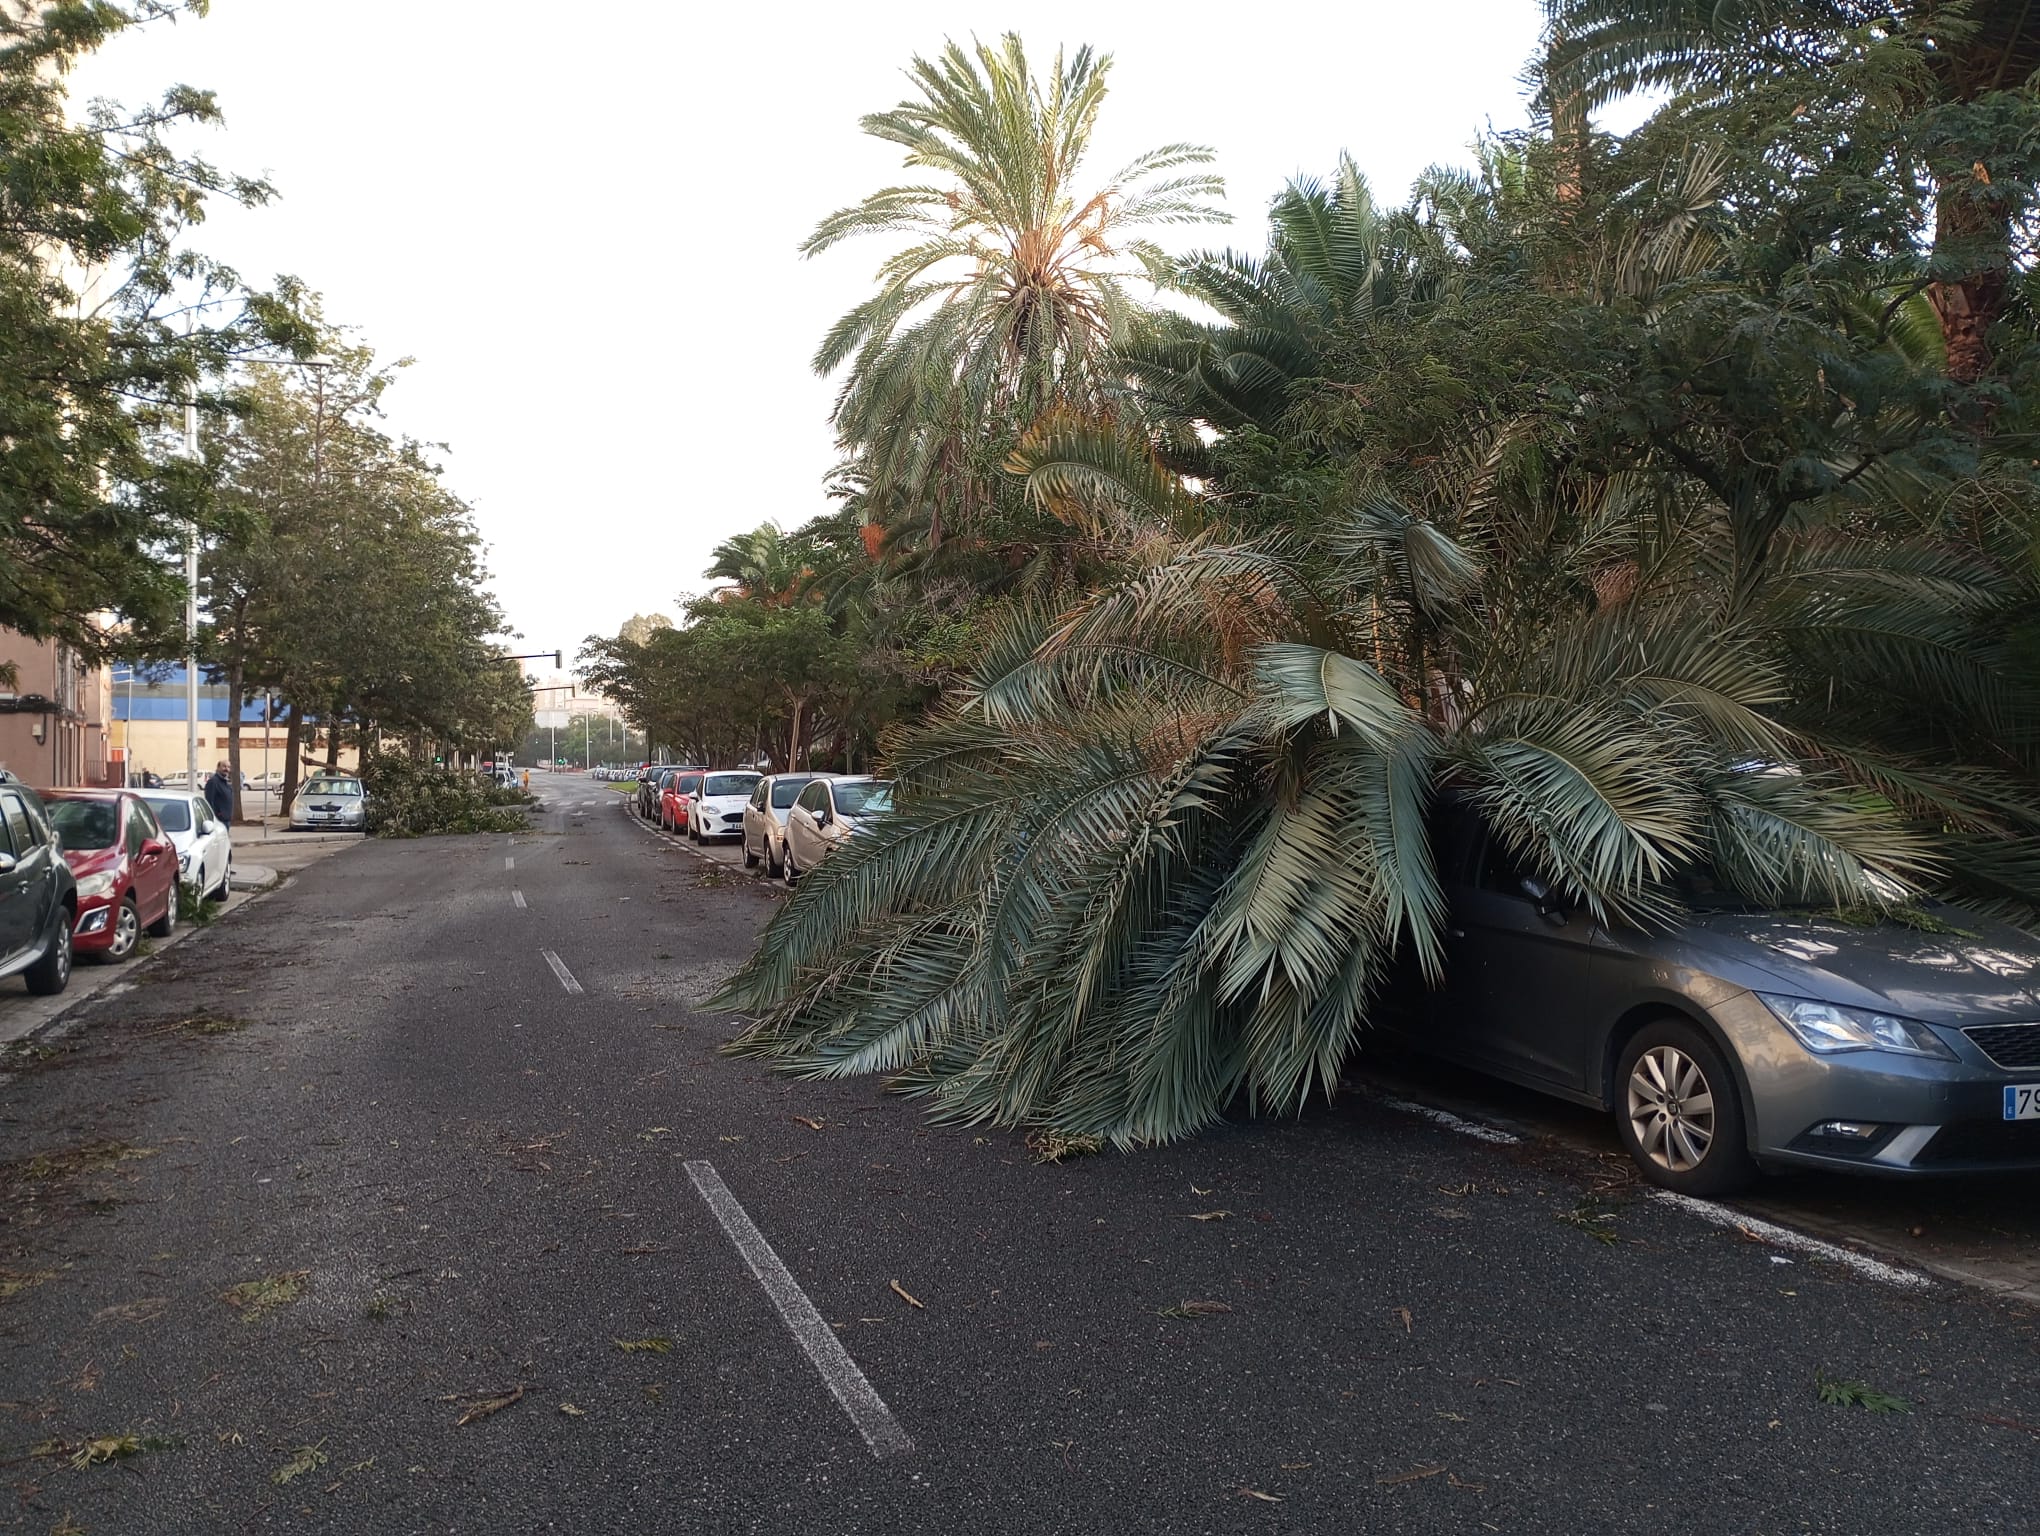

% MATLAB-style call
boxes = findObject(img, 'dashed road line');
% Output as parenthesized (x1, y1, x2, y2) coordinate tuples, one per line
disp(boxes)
(540, 948, 583, 995)
(512, 889, 527, 909)
(504, 855, 515, 870)
(684, 1160, 913, 1459)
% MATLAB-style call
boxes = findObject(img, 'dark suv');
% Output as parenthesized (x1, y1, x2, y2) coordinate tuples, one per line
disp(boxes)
(0, 780, 77, 996)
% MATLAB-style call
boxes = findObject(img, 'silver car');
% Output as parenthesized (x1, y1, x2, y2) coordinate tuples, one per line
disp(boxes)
(1384, 802, 2040, 1192)
(289, 774, 367, 832)
(741, 773, 832, 878)
(783, 776, 893, 884)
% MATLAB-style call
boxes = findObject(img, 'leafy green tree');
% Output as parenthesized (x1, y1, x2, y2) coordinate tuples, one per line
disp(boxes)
(0, 1, 308, 648)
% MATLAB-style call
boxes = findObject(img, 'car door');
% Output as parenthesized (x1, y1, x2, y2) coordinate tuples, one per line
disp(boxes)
(744, 779, 770, 854)
(0, 792, 32, 966)
(1429, 822, 1603, 1096)
(787, 780, 828, 868)
(191, 799, 221, 887)
(128, 799, 172, 920)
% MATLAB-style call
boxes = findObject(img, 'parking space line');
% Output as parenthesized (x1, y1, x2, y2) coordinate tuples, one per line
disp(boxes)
(512, 890, 527, 909)
(540, 949, 583, 995)
(505, 855, 515, 870)
(1647, 1190, 1931, 1290)
(684, 1160, 913, 1459)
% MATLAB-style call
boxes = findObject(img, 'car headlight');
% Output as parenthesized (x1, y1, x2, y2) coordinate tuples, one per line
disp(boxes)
(178, 852, 191, 872)
(1758, 994, 1956, 1061)
(75, 871, 116, 900)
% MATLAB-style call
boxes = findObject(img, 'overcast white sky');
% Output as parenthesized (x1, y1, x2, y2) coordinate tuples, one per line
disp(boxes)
(72, 1, 1567, 660)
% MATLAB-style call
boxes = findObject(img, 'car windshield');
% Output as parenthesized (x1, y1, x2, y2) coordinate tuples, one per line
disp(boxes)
(835, 781, 893, 816)
(48, 800, 118, 849)
(703, 773, 759, 797)
(770, 777, 815, 809)
(146, 799, 192, 832)
(305, 779, 361, 798)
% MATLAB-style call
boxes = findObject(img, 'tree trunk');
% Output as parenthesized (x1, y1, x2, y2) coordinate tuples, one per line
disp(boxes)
(787, 696, 807, 774)
(324, 703, 343, 769)
(279, 703, 305, 816)
(1927, 165, 2012, 389)
(225, 662, 247, 824)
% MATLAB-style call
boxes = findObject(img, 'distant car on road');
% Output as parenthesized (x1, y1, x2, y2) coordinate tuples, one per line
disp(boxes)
(0, 781, 77, 995)
(289, 774, 367, 833)
(139, 790, 233, 901)
(742, 773, 830, 877)
(689, 771, 761, 842)
(782, 776, 893, 883)
(659, 770, 704, 834)
(1379, 799, 2040, 1192)
(42, 789, 178, 963)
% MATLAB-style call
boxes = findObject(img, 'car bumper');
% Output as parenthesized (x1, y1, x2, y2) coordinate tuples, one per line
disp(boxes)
(72, 896, 120, 952)
(1716, 993, 2040, 1175)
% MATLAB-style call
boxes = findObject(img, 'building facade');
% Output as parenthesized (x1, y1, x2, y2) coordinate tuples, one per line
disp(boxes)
(111, 664, 358, 783)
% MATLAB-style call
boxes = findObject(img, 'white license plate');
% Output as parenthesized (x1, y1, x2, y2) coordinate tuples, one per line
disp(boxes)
(2004, 1086, 2040, 1121)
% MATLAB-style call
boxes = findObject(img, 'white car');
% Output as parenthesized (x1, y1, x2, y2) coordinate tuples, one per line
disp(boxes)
(138, 790, 233, 901)
(741, 773, 833, 877)
(688, 771, 762, 842)
(783, 776, 893, 882)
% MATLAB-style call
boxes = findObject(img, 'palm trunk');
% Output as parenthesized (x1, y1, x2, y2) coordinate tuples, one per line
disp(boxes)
(280, 703, 305, 816)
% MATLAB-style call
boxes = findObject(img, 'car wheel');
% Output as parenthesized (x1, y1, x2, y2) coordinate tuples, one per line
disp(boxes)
(210, 863, 231, 901)
(783, 845, 800, 885)
(1615, 1019, 1756, 1196)
(104, 896, 141, 961)
(766, 839, 783, 879)
(146, 887, 177, 939)
(23, 917, 71, 997)
(743, 834, 759, 869)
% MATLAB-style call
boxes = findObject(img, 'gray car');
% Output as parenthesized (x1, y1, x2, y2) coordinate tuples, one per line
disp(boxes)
(1387, 804, 2040, 1193)
(0, 781, 76, 996)
(289, 774, 366, 832)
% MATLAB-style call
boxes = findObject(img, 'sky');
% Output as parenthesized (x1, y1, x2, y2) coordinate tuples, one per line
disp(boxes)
(70, 0, 1570, 664)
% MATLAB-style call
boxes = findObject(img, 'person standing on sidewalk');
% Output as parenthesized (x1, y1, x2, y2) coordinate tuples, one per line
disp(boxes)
(205, 760, 236, 825)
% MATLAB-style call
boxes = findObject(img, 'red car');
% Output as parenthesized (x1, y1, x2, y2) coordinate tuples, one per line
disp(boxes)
(43, 790, 178, 962)
(659, 770, 704, 833)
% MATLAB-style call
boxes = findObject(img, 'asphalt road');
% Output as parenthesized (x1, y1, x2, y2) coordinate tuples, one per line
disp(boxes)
(2, 774, 2037, 1534)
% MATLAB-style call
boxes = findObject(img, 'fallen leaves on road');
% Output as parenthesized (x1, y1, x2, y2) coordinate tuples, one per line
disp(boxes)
(1024, 1130, 1103, 1164)
(558, 1403, 587, 1418)
(453, 1384, 525, 1426)
(792, 1116, 825, 1130)
(1, 1268, 56, 1301)
(90, 1295, 168, 1326)
(614, 1337, 673, 1354)
(221, 1271, 308, 1322)
(1237, 1488, 1284, 1502)
(1157, 1299, 1232, 1319)
(1377, 1464, 1448, 1486)
(1186, 1210, 1232, 1222)
(1393, 1307, 1413, 1334)
(271, 1444, 328, 1486)
(34, 1433, 171, 1471)
(889, 1280, 925, 1310)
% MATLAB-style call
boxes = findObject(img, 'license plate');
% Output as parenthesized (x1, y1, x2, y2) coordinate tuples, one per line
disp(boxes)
(2005, 1086, 2040, 1121)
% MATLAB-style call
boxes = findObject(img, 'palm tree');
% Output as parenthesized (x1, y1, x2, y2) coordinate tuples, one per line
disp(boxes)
(706, 523, 805, 604)
(1541, 0, 2040, 384)
(714, 407, 2029, 1142)
(803, 34, 1225, 548)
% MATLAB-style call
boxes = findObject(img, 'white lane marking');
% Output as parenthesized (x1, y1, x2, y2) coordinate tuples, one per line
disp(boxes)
(684, 1160, 913, 1459)
(512, 890, 527, 909)
(1646, 1190, 1931, 1290)
(505, 856, 515, 870)
(1371, 1092, 1522, 1145)
(540, 949, 583, 995)
(1367, 1089, 1930, 1291)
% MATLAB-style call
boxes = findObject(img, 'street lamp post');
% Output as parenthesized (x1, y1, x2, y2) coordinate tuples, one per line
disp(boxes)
(183, 390, 200, 789)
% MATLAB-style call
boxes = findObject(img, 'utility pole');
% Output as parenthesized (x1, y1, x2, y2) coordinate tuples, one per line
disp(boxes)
(184, 388, 200, 790)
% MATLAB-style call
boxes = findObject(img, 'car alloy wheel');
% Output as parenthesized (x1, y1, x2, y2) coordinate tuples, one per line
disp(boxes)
(107, 897, 140, 960)
(1626, 1045, 1715, 1174)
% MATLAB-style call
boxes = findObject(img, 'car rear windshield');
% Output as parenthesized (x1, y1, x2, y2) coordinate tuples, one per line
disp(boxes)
(305, 779, 361, 797)
(703, 773, 759, 797)
(147, 799, 192, 832)
(675, 774, 703, 794)
(835, 781, 894, 816)
(770, 777, 815, 809)
(49, 800, 118, 849)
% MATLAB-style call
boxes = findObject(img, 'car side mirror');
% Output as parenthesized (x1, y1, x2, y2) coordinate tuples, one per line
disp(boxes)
(814, 808, 832, 828)
(0, 851, 15, 877)
(1519, 875, 1566, 922)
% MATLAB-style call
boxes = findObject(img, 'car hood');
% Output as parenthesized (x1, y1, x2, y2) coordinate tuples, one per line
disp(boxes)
(61, 844, 120, 876)
(698, 795, 750, 810)
(1676, 907, 2040, 1024)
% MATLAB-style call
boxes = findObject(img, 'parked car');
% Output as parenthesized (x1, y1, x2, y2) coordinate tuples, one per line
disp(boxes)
(659, 770, 705, 833)
(139, 790, 233, 901)
(42, 789, 178, 963)
(635, 767, 673, 820)
(289, 774, 367, 832)
(0, 781, 78, 995)
(742, 773, 830, 877)
(782, 776, 894, 883)
(1378, 799, 2040, 1193)
(689, 771, 762, 842)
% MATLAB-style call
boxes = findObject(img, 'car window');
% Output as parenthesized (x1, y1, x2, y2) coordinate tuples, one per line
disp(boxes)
(195, 801, 215, 832)
(2, 792, 37, 854)
(0, 795, 17, 858)
(833, 781, 893, 816)
(795, 781, 827, 813)
(1477, 832, 1537, 897)
(305, 778, 361, 798)
(675, 773, 703, 795)
(749, 781, 768, 808)
(703, 773, 758, 797)
(771, 777, 813, 809)
(126, 800, 150, 858)
(48, 800, 118, 850)
(147, 797, 193, 833)
(1432, 805, 1484, 885)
